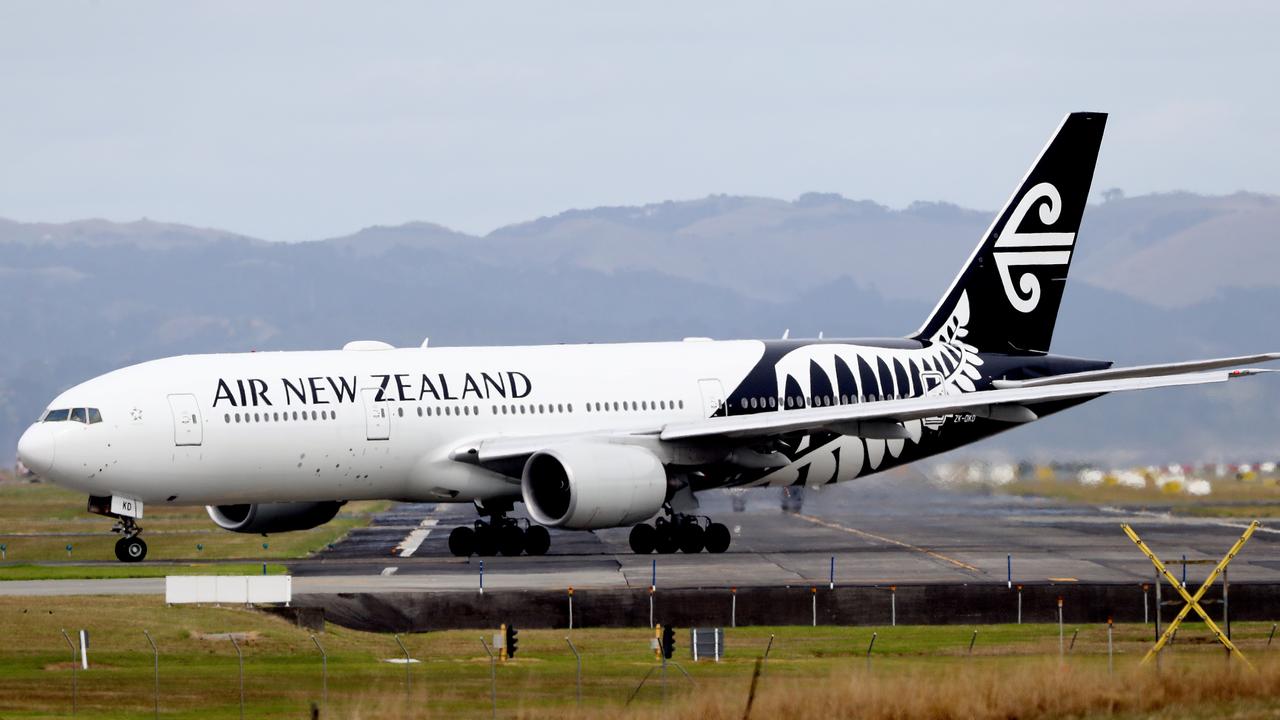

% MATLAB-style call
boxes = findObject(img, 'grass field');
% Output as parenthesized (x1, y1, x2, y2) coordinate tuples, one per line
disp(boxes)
(0, 596, 1277, 719)
(0, 479, 389, 572)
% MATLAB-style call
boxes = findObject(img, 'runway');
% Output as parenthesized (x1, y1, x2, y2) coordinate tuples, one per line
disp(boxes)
(5, 470, 1277, 597)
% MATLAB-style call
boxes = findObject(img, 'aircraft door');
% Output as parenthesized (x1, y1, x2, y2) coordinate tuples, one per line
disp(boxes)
(919, 371, 946, 429)
(167, 394, 203, 446)
(698, 378, 727, 417)
(362, 387, 390, 441)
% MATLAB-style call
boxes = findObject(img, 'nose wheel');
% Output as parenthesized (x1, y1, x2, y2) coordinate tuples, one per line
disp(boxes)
(629, 515, 730, 554)
(114, 535, 148, 563)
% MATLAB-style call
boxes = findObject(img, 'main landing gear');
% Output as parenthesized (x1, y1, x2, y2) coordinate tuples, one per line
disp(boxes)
(628, 514, 730, 555)
(447, 502, 550, 557)
(112, 517, 147, 563)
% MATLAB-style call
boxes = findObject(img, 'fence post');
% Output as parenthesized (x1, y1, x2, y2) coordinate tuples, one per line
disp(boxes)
(1143, 584, 1149, 624)
(731, 587, 737, 628)
(1154, 569, 1162, 641)
(650, 560, 657, 628)
(565, 637, 582, 707)
(1057, 596, 1065, 660)
(394, 635, 411, 702)
(229, 635, 244, 720)
(1107, 617, 1114, 675)
(1223, 566, 1230, 641)
(811, 587, 817, 627)
(311, 635, 327, 710)
(829, 556, 835, 590)
(143, 630, 159, 720)
(479, 560, 484, 595)
(968, 629, 978, 656)
(865, 632, 877, 671)
(1016, 585, 1022, 625)
(567, 587, 574, 633)
(890, 586, 897, 627)
(60, 629, 77, 716)
(480, 637, 498, 719)
(760, 634, 775, 678)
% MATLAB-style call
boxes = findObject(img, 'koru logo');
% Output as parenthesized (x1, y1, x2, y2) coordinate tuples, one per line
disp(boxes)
(992, 182, 1075, 313)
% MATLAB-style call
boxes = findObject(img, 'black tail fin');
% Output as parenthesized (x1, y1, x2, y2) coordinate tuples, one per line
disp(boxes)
(912, 112, 1107, 354)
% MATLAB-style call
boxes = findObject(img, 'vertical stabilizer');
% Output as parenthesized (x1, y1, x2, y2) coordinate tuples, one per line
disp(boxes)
(912, 112, 1106, 354)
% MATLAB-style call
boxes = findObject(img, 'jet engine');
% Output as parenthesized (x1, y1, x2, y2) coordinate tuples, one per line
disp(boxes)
(206, 501, 343, 534)
(521, 443, 667, 529)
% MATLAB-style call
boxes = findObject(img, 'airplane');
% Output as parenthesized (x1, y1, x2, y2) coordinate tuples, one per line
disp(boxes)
(16, 111, 1278, 563)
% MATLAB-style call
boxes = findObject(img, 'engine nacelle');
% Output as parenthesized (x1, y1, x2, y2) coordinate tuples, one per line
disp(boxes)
(521, 443, 667, 529)
(206, 501, 343, 534)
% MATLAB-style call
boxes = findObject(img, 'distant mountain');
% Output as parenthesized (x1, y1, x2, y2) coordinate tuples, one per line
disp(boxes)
(1, 191, 1277, 464)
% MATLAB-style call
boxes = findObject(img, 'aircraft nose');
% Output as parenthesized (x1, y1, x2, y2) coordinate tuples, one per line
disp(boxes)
(16, 423, 55, 476)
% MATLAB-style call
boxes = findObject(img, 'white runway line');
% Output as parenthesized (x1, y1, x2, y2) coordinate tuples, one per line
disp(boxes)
(381, 567, 399, 576)
(394, 514, 441, 557)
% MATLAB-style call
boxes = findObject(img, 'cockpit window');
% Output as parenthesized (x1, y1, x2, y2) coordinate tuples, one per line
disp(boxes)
(42, 408, 103, 423)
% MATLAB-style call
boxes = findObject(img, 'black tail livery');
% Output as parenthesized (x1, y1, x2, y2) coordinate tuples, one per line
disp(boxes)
(913, 112, 1107, 355)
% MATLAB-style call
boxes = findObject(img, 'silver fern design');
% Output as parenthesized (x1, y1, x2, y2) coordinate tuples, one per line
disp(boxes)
(746, 291, 983, 488)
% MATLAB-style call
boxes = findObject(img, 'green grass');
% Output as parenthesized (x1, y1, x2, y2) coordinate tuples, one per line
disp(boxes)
(0, 595, 1277, 718)
(0, 563, 289, 581)
(0, 480, 390, 565)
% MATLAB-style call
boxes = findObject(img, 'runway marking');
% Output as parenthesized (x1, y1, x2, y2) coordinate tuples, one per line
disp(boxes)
(1047, 577, 1077, 582)
(394, 513, 441, 558)
(1099, 507, 1280, 535)
(794, 514, 982, 573)
(381, 567, 399, 576)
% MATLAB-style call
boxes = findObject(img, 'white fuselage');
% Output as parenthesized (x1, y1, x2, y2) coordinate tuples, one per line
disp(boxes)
(20, 340, 765, 507)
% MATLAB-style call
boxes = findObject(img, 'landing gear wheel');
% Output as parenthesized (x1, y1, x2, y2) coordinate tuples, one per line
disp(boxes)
(498, 524, 526, 556)
(653, 521, 679, 554)
(115, 536, 147, 563)
(524, 525, 551, 556)
(473, 524, 499, 556)
(448, 526, 476, 557)
(629, 523, 655, 554)
(704, 523, 731, 554)
(679, 523, 705, 554)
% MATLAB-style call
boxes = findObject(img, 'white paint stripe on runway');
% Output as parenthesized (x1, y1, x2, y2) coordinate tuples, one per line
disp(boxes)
(381, 566, 399, 576)
(1099, 507, 1280, 535)
(395, 516, 440, 557)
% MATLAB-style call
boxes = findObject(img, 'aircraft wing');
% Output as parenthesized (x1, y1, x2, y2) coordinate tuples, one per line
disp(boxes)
(460, 355, 1276, 468)
(659, 366, 1273, 442)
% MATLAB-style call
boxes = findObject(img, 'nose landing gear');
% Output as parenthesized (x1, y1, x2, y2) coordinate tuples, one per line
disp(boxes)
(629, 514, 730, 554)
(112, 517, 147, 563)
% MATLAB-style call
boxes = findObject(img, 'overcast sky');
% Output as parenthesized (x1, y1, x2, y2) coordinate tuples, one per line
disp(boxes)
(2, 2, 1277, 241)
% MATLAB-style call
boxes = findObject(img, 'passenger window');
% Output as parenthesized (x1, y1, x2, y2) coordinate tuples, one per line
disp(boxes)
(678, 400, 684, 409)
(69, 408, 88, 423)
(418, 407, 424, 417)
(311, 411, 318, 420)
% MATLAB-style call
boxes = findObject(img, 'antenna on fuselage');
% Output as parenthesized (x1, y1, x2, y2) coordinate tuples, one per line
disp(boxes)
(781, 329, 790, 340)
